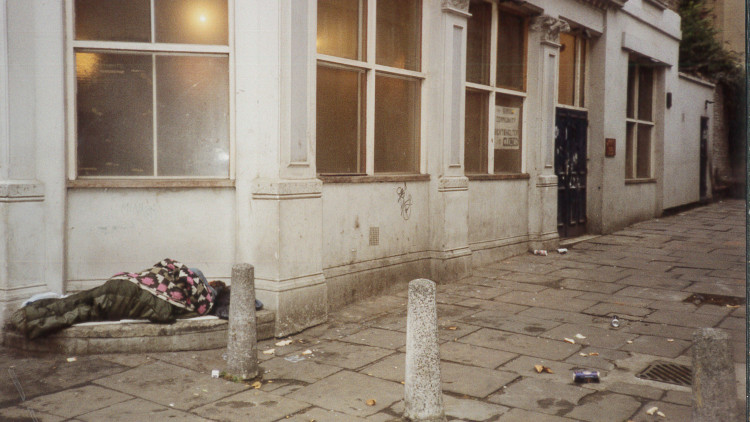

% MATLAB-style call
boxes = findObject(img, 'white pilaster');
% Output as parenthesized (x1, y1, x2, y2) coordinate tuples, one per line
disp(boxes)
(527, 15, 569, 250)
(235, 0, 325, 336)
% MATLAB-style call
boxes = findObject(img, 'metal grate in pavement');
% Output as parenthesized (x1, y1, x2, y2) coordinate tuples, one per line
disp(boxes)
(636, 361, 692, 386)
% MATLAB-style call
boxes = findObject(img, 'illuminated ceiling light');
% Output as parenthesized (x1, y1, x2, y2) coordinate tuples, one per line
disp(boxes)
(199, 14, 207, 23)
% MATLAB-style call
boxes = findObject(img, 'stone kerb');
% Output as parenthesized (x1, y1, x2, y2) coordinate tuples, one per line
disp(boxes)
(404, 278, 446, 422)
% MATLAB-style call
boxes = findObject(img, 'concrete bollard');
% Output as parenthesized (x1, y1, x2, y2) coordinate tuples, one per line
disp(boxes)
(691, 328, 738, 421)
(404, 278, 446, 422)
(226, 263, 258, 380)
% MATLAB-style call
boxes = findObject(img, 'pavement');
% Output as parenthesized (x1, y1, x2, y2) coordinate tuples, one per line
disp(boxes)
(0, 199, 746, 422)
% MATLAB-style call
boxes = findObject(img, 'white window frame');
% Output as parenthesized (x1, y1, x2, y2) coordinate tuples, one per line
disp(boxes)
(556, 31, 588, 112)
(316, 0, 426, 175)
(464, 1, 527, 174)
(625, 61, 654, 180)
(65, 0, 235, 182)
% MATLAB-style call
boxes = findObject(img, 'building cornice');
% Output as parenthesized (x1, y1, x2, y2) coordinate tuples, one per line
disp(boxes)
(576, 0, 627, 10)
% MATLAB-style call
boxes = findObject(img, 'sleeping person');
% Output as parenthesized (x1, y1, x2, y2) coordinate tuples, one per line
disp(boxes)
(11, 258, 228, 339)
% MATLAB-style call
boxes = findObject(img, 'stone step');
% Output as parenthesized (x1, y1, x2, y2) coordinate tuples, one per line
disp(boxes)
(2, 309, 275, 355)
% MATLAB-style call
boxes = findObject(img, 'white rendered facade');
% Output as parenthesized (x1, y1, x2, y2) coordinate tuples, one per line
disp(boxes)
(0, 0, 716, 335)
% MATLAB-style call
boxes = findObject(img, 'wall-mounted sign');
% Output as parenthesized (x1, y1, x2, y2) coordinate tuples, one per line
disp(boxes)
(605, 138, 616, 157)
(494, 105, 520, 150)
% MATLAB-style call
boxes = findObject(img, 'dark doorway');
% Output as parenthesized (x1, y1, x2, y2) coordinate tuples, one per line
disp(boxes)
(699, 117, 708, 200)
(555, 108, 588, 238)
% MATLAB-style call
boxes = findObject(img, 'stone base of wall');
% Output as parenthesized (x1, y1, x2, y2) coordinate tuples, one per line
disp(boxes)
(2, 311, 275, 355)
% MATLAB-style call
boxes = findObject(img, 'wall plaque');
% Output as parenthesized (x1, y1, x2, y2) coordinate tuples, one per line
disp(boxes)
(605, 138, 616, 157)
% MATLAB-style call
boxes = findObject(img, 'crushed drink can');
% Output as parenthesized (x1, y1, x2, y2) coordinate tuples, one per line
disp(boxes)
(533, 250, 548, 256)
(573, 370, 600, 383)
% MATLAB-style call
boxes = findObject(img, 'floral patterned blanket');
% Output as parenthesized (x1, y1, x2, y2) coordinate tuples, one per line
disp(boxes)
(109, 258, 214, 315)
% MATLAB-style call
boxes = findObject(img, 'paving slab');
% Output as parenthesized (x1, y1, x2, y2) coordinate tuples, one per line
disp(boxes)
(620, 335, 691, 359)
(439, 360, 518, 397)
(624, 321, 697, 341)
(0, 406, 65, 422)
(439, 340, 517, 369)
(23, 384, 132, 418)
(629, 401, 692, 422)
(284, 407, 369, 421)
(486, 377, 594, 416)
(605, 381, 664, 401)
(562, 391, 642, 422)
(563, 346, 632, 371)
(459, 328, 580, 360)
(259, 355, 341, 383)
(516, 307, 605, 326)
(583, 302, 651, 318)
(615, 286, 692, 302)
(460, 310, 561, 335)
(494, 290, 597, 312)
(93, 360, 249, 411)
(559, 278, 625, 294)
(340, 327, 407, 350)
(454, 297, 528, 313)
(500, 355, 586, 386)
(541, 323, 637, 349)
(496, 408, 579, 421)
(192, 388, 310, 422)
(288, 370, 402, 418)
(643, 309, 725, 328)
(78, 398, 207, 422)
(303, 340, 393, 370)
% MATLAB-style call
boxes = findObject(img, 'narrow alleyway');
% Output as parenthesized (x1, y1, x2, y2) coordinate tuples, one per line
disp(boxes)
(1, 200, 745, 421)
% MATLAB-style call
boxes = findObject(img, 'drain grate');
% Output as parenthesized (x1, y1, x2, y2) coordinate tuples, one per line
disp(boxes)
(636, 361, 692, 386)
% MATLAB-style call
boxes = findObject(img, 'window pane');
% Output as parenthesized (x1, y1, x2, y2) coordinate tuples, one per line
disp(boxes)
(76, 52, 154, 176)
(496, 11, 525, 91)
(466, 0, 491, 85)
(156, 55, 229, 177)
(626, 63, 636, 119)
(375, 75, 420, 173)
(465, 90, 488, 173)
(75, 0, 150, 42)
(636, 123, 651, 178)
(317, 66, 366, 174)
(376, 0, 421, 71)
(625, 122, 635, 179)
(493, 94, 522, 173)
(155, 0, 228, 45)
(558, 32, 575, 106)
(317, 0, 365, 60)
(637, 66, 653, 121)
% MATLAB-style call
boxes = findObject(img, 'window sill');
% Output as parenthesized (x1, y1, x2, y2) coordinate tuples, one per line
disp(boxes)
(625, 178, 656, 185)
(67, 179, 235, 189)
(318, 174, 430, 184)
(466, 173, 530, 181)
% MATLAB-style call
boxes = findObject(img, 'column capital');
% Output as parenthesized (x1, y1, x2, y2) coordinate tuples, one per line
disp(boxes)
(529, 15, 570, 45)
(441, 0, 470, 17)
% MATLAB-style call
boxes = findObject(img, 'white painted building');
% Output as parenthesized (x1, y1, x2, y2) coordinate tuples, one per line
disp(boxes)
(0, 0, 716, 336)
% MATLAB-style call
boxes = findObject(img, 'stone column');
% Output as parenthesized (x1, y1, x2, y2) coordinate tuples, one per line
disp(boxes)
(526, 15, 569, 250)
(234, 0, 326, 337)
(404, 279, 445, 422)
(425, 1, 472, 283)
(692, 328, 738, 421)
(226, 263, 259, 380)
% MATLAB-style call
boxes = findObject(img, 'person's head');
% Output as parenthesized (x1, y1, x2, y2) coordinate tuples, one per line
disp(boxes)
(209, 281, 230, 319)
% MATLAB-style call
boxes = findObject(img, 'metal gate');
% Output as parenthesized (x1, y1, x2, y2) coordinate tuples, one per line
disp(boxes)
(555, 108, 588, 238)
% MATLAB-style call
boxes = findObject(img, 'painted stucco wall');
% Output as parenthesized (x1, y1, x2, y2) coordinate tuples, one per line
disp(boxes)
(662, 74, 715, 209)
(467, 180, 529, 265)
(66, 189, 236, 290)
